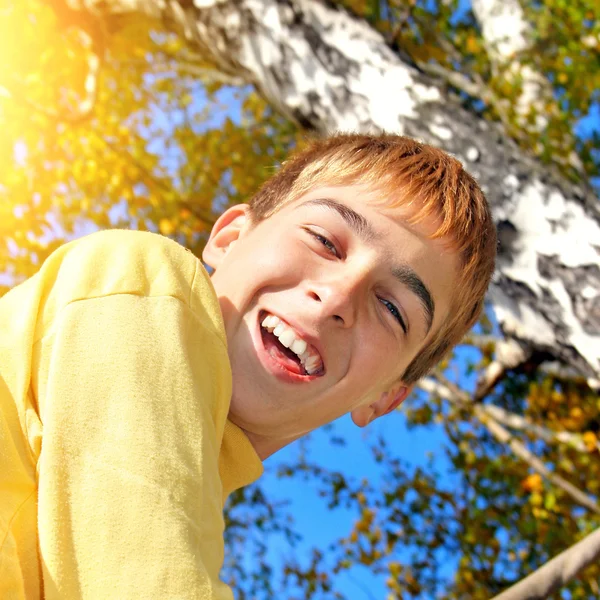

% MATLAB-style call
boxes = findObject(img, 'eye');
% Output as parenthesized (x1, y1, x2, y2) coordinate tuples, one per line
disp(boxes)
(305, 228, 340, 257)
(379, 297, 407, 334)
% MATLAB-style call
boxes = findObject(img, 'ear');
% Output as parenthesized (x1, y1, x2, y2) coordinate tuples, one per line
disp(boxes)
(350, 384, 412, 428)
(202, 204, 250, 269)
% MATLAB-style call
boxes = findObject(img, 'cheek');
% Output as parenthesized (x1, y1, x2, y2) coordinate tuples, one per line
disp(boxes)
(355, 331, 400, 382)
(258, 243, 302, 281)
(233, 230, 290, 272)
(251, 234, 315, 280)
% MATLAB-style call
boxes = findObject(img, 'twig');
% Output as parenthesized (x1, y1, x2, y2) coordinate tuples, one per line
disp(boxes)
(419, 378, 598, 453)
(483, 404, 599, 453)
(347, 572, 378, 600)
(102, 137, 217, 228)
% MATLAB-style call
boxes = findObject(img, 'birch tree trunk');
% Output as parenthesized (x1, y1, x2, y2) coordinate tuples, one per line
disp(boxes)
(470, 0, 583, 174)
(56, 0, 600, 380)
(471, 0, 550, 129)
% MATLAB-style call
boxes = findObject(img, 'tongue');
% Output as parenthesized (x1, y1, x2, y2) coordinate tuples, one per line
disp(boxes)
(263, 331, 305, 375)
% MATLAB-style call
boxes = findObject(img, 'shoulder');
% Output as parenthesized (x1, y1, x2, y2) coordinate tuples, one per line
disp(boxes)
(30, 230, 223, 343)
(71, 230, 228, 356)
(47, 229, 200, 305)
(68, 228, 192, 269)
(32, 229, 227, 345)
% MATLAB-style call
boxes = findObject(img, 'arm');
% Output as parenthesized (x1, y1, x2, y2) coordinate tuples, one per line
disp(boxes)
(35, 291, 233, 598)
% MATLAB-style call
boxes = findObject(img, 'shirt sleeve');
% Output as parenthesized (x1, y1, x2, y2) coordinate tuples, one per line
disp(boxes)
(34, 291, 234, 599)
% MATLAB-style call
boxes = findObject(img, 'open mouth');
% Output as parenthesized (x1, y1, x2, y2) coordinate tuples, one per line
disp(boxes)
(258, 310, 325, 378)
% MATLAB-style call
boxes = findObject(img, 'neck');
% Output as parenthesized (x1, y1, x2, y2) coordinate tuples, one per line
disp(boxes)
(238, 427, 302, 461)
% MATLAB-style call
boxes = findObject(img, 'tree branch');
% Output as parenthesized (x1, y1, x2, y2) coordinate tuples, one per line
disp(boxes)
(490, 526, 600, 600)
(469, 0, 584, 181)
(1, 42, 102, 124)
(414, 62, 491, 103)
(483, 404, 600, 453)
(150, 48, 247, 86)
(419, 377, 599, 453)
(473, 405, 600, 515)
(418, 375, 600, 514)
(470, 0, 549, 128)
(473, 339, 529, 402)
(471, 0, 533, 63)
(462, 333, 498, 348)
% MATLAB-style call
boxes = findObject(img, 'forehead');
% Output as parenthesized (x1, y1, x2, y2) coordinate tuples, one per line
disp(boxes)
(282, 183, 443, 240)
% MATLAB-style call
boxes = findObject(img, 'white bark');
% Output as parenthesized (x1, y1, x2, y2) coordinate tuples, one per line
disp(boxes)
(490, 526, 600, 600)
(58, 0, 600, 380)
(472, 0, 531, 60)
(472, 0, 550, 131)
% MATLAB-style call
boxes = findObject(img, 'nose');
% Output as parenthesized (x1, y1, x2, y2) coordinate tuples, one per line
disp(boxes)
(306, 269, 367, 327)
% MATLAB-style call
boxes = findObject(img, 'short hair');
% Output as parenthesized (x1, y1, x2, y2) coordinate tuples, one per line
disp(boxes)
(247, 134, 497, 384)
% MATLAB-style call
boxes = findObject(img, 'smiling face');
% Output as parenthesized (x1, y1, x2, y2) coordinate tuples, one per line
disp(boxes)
(203, 184, 459, 458)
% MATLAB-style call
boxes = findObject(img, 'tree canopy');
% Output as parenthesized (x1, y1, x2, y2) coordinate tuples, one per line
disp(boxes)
(1, 1, 599, 598)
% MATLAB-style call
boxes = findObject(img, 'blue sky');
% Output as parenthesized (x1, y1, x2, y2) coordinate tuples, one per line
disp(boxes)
(258, 409, 455, 597)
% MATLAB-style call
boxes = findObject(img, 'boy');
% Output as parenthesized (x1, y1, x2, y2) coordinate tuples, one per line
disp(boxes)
(0, 134, 496, 598)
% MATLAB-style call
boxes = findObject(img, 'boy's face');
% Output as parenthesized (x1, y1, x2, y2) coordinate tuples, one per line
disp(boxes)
(203, 184, 459, 457)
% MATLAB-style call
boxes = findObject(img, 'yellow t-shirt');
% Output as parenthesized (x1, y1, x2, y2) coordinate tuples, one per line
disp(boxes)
(0, 229, 263, 599)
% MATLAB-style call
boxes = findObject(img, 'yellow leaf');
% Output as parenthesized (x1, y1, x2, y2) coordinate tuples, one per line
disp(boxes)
(159, 218, 175, 236)
(570, 406, 583, 419)
(466, 36, 478, 54)
(583, 431, 597, 452)
(521, 473, 543, 493)
(530, 492, 543, 507)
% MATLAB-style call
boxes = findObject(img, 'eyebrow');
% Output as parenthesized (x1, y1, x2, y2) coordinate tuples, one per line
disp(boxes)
(300, 197, 435, 335)
(301, 198, 378, 242)
(392, 265, 435, 335)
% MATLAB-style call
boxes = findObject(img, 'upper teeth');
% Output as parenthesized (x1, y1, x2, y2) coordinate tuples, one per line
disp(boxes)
(261, 314, 322, 374)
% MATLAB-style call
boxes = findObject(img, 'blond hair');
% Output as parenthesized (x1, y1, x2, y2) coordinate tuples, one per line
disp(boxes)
(248, 134, 497, 383)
